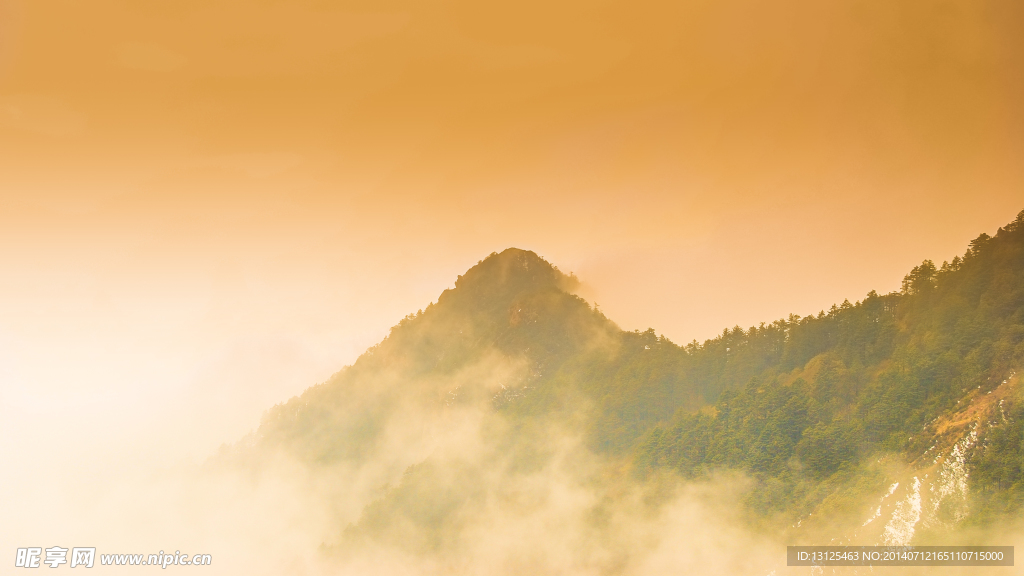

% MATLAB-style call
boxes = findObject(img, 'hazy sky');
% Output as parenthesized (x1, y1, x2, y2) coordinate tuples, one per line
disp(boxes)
(1, 0, 1023, 472)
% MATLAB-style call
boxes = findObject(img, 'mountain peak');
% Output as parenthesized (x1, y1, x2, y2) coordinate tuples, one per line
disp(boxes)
(343, 247, 597, 381)
(438, 248, 579, 308)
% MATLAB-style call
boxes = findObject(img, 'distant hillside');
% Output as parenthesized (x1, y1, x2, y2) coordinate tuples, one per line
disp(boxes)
(246, 210, 1024, 552)
(635, 209, 1024, 534)
(255, 246, 806, 463)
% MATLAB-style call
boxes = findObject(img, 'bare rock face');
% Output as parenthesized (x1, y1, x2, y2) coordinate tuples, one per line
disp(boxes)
(839, 372, 1019, 546)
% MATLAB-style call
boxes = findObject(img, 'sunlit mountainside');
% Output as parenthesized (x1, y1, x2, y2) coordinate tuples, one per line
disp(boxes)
(237, 210, 1024, 562)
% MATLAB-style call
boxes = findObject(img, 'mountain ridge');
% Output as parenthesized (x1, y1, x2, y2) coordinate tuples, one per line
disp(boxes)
(243, 210, 1024, 554)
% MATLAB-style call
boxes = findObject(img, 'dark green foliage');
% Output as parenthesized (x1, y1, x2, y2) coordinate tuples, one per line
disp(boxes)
(635, 209, 1024, 518)
(969, 397, 1024, 519)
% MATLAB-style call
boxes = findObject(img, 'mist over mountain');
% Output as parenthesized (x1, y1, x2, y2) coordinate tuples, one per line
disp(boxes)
(235, 210, 1024, 570)
(635, 211, 1024, 539)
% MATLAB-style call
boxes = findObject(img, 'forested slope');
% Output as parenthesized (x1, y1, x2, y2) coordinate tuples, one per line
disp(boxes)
(635, 210, 1024, 524)
(247, 210, 1024, 550)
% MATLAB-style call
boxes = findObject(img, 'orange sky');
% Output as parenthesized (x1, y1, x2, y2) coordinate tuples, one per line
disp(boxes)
(1, 0, 1023, 470)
